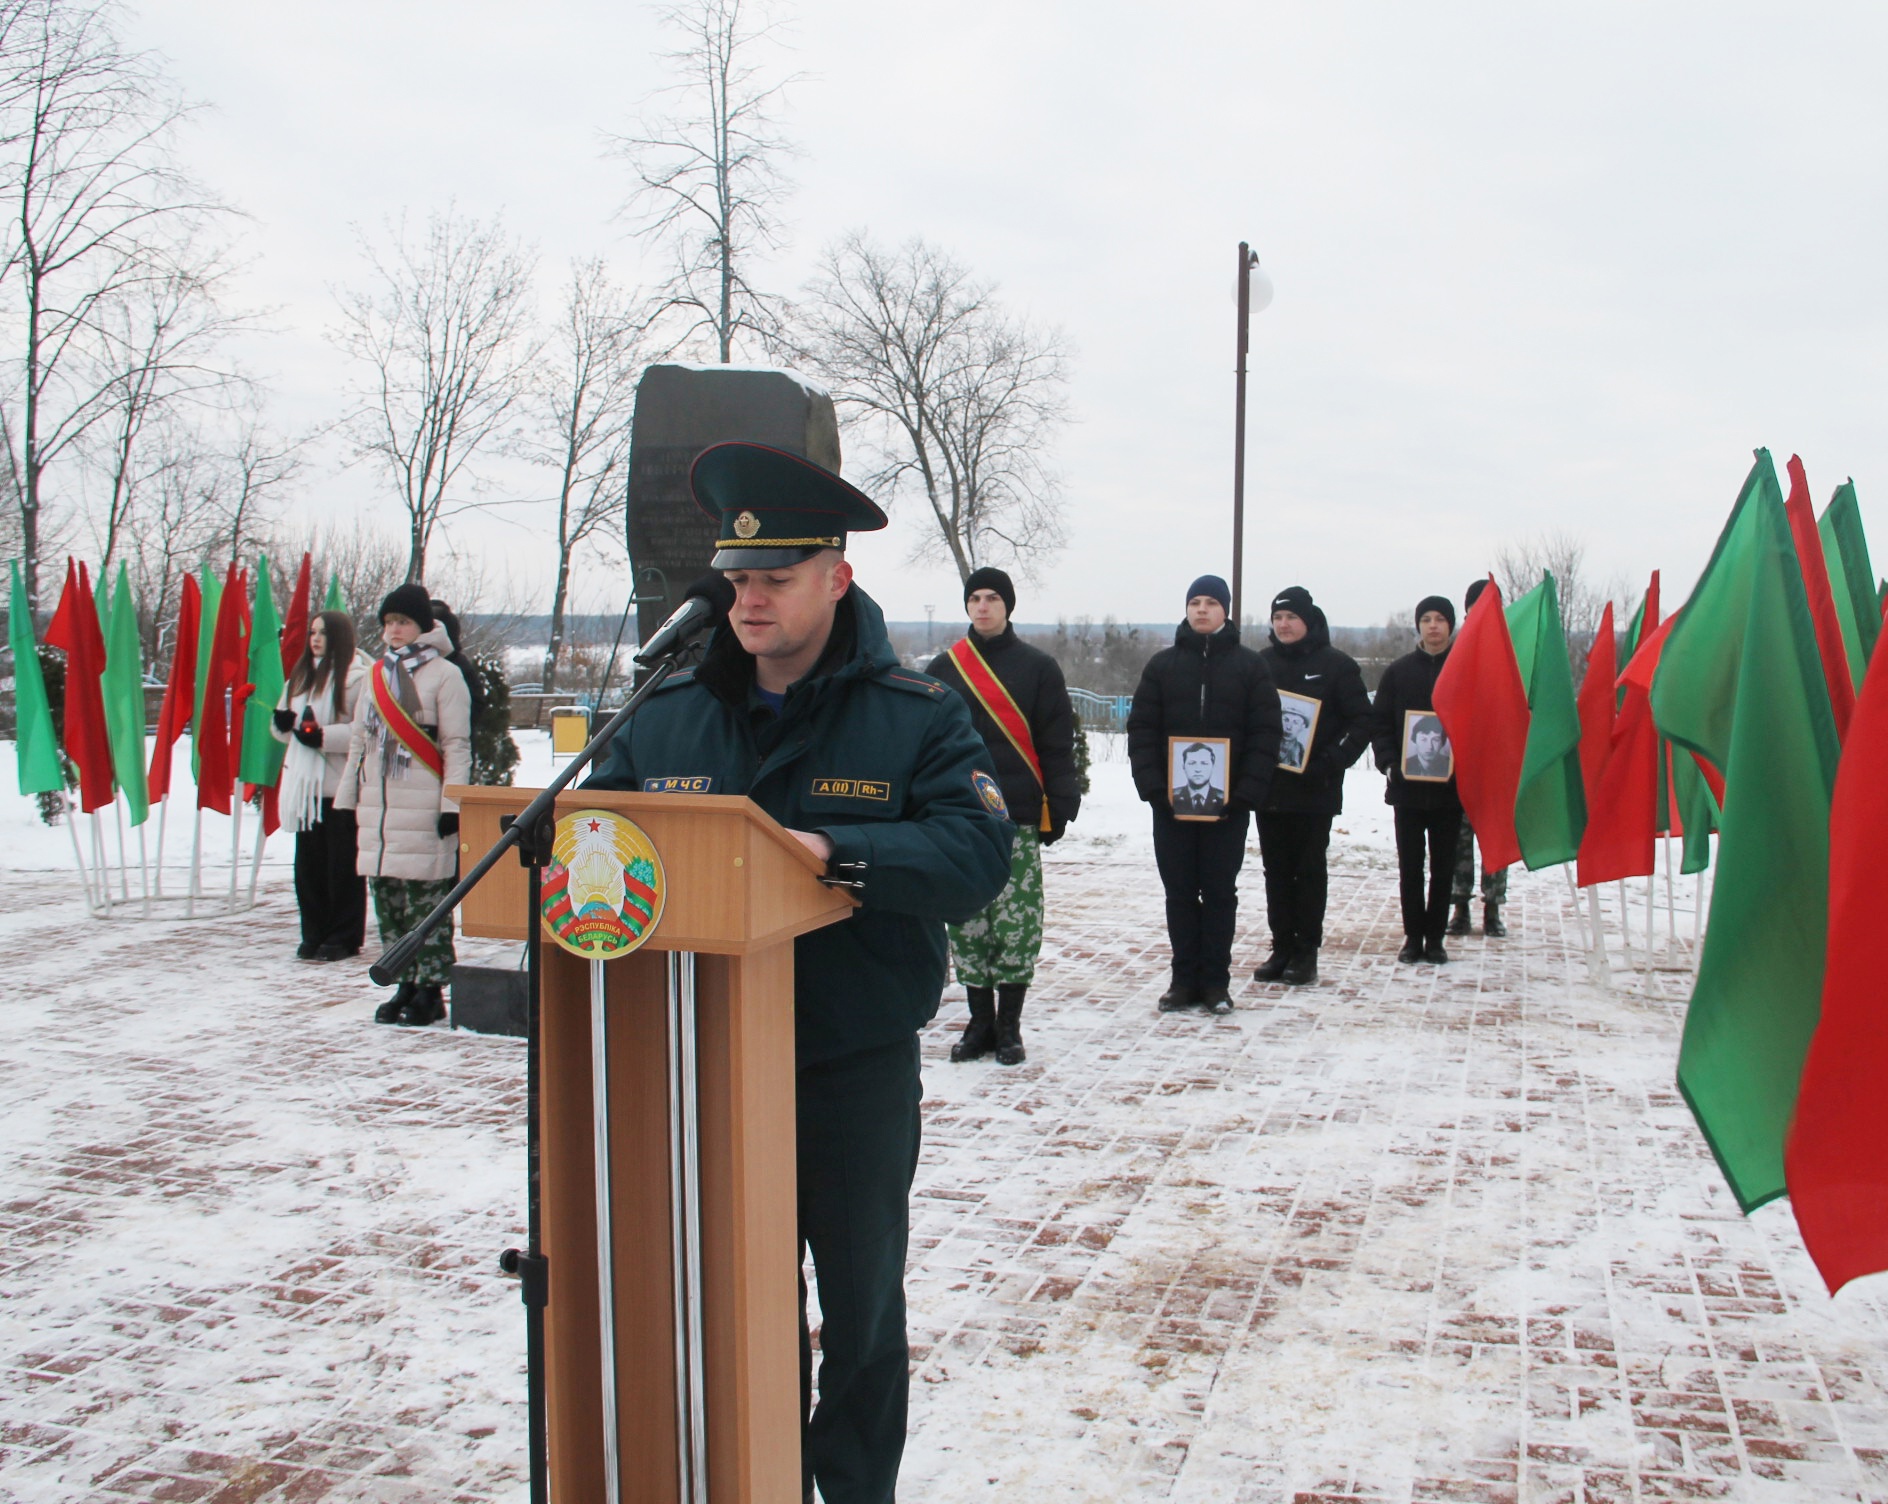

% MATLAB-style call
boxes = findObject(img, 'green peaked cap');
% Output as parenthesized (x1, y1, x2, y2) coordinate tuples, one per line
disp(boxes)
(691, 441, 887, 569)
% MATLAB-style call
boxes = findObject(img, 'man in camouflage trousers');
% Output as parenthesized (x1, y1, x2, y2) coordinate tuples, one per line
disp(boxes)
(369, 876, 459, 984)
(1448, 823, 1508, 937)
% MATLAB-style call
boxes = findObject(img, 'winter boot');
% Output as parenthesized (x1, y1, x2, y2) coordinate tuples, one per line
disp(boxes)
(1397, 937, 1424, 964)
(1482, 903, 1507, 938)
(1201, 986, 1234, 1016)
(1158, 982, 1196, 1012)
(1253, 948, 1290, 982)
(1446, 902, 1472, 937)
(951, 987, 997, 1062)
(375, 982, 417, 1024)
(297, 940, 320, 960)
(1422, 936, 1450, 965)
(397, 984, 446, 1026)
(1282, 949, 1319, 986)
(994, 986, 1028, 1066)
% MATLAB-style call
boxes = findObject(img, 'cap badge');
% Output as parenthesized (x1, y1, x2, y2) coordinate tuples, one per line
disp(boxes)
(733, 510, 761, 539)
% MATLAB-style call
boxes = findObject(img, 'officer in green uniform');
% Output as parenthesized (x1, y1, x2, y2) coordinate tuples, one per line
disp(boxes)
(585, 441, 1013, 1504)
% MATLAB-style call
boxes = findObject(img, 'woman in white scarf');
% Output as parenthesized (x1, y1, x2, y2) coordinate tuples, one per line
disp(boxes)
(271, 610, 368, 961)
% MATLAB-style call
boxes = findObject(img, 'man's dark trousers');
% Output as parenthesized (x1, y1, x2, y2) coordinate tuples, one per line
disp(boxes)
(1256, 811, 1332, 953)
(1151, 808, 1250, 990)
(798, 1034, 922, 1504)
(292, 801, 366, 952)
(1393, 805, 1463, 941)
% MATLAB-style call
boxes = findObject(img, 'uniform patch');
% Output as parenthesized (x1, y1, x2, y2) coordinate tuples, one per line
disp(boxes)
(642, 775, 716, 793)
(810, 776, 891, 801)
(972, 770, 1008, 817)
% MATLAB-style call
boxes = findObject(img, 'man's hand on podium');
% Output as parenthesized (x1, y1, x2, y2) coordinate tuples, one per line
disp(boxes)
(790, 829, 835, 863)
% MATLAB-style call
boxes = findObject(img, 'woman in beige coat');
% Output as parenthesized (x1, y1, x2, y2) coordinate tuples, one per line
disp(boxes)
(336, 584, 472, 1026)
(272, 610, 369, 961)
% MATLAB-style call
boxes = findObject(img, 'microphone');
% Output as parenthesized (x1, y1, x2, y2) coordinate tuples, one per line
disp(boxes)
(634, 573, 735, 664)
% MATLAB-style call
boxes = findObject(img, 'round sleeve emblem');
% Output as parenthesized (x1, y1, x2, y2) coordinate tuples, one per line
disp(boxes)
(972, 770, 1009, 818)
(733, 509, 761, 539)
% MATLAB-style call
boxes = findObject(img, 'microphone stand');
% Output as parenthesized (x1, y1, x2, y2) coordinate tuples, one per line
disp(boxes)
(370, 649, 684, 1504)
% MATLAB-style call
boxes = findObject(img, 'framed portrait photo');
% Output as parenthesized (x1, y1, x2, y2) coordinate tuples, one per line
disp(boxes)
(1401, 709, 1454, 783)
(1276, 691, 1321, 774)
(1168, 736, 1232, 820)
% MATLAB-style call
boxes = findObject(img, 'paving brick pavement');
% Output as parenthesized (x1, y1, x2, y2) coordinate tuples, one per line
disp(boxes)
(5, 839, 1888, 1502)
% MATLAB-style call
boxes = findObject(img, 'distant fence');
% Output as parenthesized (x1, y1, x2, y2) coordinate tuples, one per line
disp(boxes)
(1069, 688, 1131, 733)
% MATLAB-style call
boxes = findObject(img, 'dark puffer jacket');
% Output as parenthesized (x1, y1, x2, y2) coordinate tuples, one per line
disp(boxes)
(927, 625, 1082, 838)
(1369, 643, 1463, 812)
(1127, 619, 1282, 812)
(1257, 603, 1372, 816)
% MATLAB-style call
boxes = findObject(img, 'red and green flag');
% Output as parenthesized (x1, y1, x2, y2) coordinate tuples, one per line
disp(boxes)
(279, 553, 311, 682)
(1579, 615, 1674, 886)
(1819, 480, 1877, 690)
(195, 562, 246, 815)
(100, 562, 150, 825)
(148, 573, 201, 802)
(1649, 449, 1840, 1211)
(44, 559, 115, 813)
(1504, 573, 1585, 869)
(1782, 455, 1856, 741)
(1575, 599, 1616, 807)
(8, 558, 63, 795)
(1432, 577, 1528, 871)
(239, 556, 287, 789)
(190, 560, 221, 777)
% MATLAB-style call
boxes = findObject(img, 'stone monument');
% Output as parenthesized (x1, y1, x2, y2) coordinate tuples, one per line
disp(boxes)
(626, 363, 843, 649)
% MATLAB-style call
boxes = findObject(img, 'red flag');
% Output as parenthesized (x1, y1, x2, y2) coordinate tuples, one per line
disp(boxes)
(195, 563, 246, 815)
(1578, 614, 1678, 885)
(1642, 571, 1661, 638)
(1786, 630, 1888, 1291)
(1783, 454, 1857, 741)
(279, 553, 311, 682)
(43, 559, 116, 812)
(148, 575, 202, 801)
(1433, 575, 1528, 871)
(1577, 600, 1617, 805)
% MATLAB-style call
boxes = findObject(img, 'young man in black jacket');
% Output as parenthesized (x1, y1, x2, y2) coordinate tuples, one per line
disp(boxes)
(929, 566, 1082, 1066)
(1127, 574, 1283, 1014)
(1253, 586, 1371, 986)
(1370, 594, 1463, 963)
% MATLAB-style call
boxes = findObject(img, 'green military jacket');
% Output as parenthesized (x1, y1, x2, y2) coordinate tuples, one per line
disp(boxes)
(584, 585, 1014, 1066)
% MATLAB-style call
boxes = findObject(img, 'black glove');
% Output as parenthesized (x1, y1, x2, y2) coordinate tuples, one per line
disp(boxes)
(1040, 821, 1065, 846)
(272, 708, 295, 733)
(436, 812, 460, 838)
(293, 724, 324, 749)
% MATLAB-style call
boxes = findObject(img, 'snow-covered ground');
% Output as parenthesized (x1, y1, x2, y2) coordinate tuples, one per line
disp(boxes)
(3, 733, 1886, 1502)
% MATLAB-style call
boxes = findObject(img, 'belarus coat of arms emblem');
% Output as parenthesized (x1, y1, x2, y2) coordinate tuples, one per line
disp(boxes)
(539, 809, 666, 959)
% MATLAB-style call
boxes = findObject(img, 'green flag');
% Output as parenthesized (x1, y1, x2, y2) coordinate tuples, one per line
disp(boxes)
(100, 562, 150, 824)
(8, 559, 63, 794)
(190, 561, 221, 775)
(1650, 449, 1841, 1211)
(239, 555, 286, 786)
(1819, 481, 1877, 688)
(1672, 748, 1718, 876)
(1504, 573, 1585, 868)
(323, 571, 345, 613)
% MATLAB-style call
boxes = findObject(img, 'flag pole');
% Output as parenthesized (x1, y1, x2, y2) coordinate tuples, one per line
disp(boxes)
(1643, 872, 1655, 970)
(1615, 881, 1632, 966)
(1585, 886, 1609, 988)
(153, 795, 169, 899)
(63, 797, 101, 914)
(112, 799, 131, 904)
(137, 820, 150, 920)
(91, 812, 111, 913)
(245, 803, 267, 908)
(186, 805, 203, 919)
(1662, 834, 1678, 950)
(227, 784, 243, 914)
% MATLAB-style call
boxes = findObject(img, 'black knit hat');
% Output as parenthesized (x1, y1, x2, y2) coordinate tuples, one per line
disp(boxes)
(964, 566, 1016, 616)
(1414, 594, 1456, 630)
(1187, 574, 1232, 612)
(1463, 578, 1490, 611)
(1270, 585, 1315, 620)
(380, 582, 435, 632)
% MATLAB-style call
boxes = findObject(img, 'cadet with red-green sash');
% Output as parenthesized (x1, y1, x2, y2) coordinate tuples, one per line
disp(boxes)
(927, 567, 1081, 1065)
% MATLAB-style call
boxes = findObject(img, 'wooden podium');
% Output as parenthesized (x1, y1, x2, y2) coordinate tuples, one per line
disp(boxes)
(452, 787, 857, 1504)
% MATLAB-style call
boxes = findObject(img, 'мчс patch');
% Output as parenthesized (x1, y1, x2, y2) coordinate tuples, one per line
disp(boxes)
(642, 775, 716, 793)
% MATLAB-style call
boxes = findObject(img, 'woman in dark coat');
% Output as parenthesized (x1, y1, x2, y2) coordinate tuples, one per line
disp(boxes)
(1253, 586, 1371, 986)
(1127, 574, 1282, 1014)
(1370, 594, 1463, 963)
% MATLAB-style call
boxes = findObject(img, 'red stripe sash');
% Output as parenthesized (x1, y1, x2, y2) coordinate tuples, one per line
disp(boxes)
(372, 659, 446, 779)
(947, 636, 1053, 832)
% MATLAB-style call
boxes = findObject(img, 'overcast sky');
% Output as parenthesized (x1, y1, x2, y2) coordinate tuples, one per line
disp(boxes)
(126, 0, 1888, 630)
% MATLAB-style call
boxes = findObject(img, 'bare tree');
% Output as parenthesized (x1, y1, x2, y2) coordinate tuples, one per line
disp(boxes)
(0, 0, 225, 614)
(610, 0, 796, 361)
(330, 206, 538, 582)
(520, 258, 647, 690)
(1494, 530, 1630, 685)
(798, 231, 1071, 582)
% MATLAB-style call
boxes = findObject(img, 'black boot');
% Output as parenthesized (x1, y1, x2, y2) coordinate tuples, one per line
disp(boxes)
(950, 987, 997, 1062)
(1282, 949, 1319, 986)
(1422, 936, 1449, 965)
(1446, 902, 1472, 936)
(375, 982, 417, 1024)
(397, 984, 446, 1026)
(1482, 903, 1507, 938)
(994, 986, 1027, 1065)
(1158, 982, 1196, 1012)
(1397, 937, 1423, 964)
(1253, 948, 1290, 982)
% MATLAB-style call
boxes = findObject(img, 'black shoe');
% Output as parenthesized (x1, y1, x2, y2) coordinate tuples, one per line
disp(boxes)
(314, 941, 359, 962)
(1253, 949, 1290, 982)
(1397, 938, 1423, 963)
(296, 941, 319, 960)
(375, 982, 417, 1023)
(950, 987, 997, 1062)
(1282, 950, 1319, 986)
(1482, 904, 1507, 938)
(1202, 987, 1233, 1015)
(994, 985, 1027, 1065)
(1158, 986, 1196, 1012)
(396, 985, 446, 1026)
(1422, 937, 1449, 965)
(1446, 903, 1471, 937)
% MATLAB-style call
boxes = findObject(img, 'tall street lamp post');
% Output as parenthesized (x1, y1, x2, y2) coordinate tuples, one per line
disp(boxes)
(1232, 241, 1273, 625)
